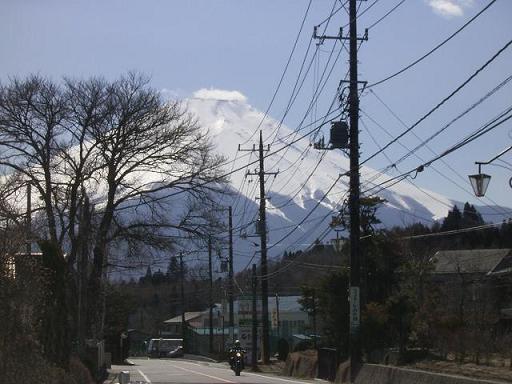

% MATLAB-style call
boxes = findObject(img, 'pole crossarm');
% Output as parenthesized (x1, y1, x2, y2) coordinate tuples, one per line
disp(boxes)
(313, 26, 368, 43)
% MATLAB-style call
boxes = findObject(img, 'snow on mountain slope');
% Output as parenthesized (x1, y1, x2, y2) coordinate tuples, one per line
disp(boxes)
(188, 90, 450, 215)
(180, 89, 512, 270)
(179, 89, 464, 268)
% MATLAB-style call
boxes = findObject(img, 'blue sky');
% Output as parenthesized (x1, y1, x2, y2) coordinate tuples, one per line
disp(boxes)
(1, 0, 511, 210)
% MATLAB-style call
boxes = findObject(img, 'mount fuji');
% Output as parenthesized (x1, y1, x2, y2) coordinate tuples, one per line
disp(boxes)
(178, 89, 510, 270)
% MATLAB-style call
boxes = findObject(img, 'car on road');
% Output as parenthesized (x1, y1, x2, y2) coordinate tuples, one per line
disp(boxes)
(147, 338, 183, 358)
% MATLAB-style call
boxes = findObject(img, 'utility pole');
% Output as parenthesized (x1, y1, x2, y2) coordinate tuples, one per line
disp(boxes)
(180, 252, 186, 350)
(228, 206, 235, 343)
(239, 130, 278, 364)
(258, 131, 271, 365)
(275, 293, 280, 340)
(208, 236, 214, 354)
(251, 264, 258, 370)
(347, 0, 365, 380)
(312, 289, 317, 349)
(313, 1, 367, 381)
(26, 183, 31, 256)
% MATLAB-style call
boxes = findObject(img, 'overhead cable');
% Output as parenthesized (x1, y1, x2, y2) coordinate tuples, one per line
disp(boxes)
(368, 0, 497, 88)
(362, 38, 512, 166)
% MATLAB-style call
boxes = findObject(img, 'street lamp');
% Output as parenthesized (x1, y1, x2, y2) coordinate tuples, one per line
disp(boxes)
(468, 145, 512, 197)
(468, 164, 492, 197)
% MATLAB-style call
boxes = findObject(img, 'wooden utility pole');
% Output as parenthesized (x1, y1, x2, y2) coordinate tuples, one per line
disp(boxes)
(312, 288, 317, 349)
(180, 252, 186, 349)
(26, 183, 31, 256)
(348, 0, 364, 380)
(240, 130, 278, 364)
(251, 264, 258, 370)
(312, 1, 367, 380)
(257, 131, 270, 364)
(228, 206, 235, 343)
(275, 293, 280, 340)
(208, 236, 214, 354)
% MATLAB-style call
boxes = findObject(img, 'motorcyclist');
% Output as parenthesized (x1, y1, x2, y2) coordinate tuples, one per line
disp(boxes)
(228, 340, 246, 370)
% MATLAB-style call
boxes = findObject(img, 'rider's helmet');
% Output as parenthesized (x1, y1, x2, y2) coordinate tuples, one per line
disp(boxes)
(234, 339, 241, 347)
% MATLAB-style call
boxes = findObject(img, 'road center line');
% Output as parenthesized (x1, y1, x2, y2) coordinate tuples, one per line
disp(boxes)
(175, 360, 311, 384)
(168, 362, 235, 383)
(137, 369, 152, 383)
(244, 371, 312, 384)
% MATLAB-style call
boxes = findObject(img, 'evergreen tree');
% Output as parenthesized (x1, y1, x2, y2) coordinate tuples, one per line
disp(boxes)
(499, 220, 512, 247)
(441, 205, 462, 231)
(462, 202, 484, 228)
(166, 256, 180, 282)
(139, 265, 153, 285)
(360, 196, 385, 235)
(315, 271, 350, 356)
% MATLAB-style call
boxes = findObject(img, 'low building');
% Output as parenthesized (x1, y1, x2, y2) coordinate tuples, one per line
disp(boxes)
(162, 311, 208, 337)
(162, 296, 311, 355)
(162, 304, 226, 355)
(432, 248, 512, 277)
(432, 248, 512, 327)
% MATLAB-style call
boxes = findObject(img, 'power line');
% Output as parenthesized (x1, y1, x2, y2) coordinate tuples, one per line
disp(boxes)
(377, 74, 512, 169)
(259, 189, 352, 279)
(362, 110, 512, 196)
(367, 0, 407, 30)
(267, 174, 342, 253)
(360, 118, 453, 213)
(240, 0, 313, 145)
(317, 1, 348, 27)
(343, 0, 380, 28)
(268, 95, 341, 209)
(368, 0, 497, 88)
(365, 87, 512, 216)
(362, 38, 512, 166)
(267, 0, 339, 144)
(399, 221, 508, 240)
(269, 30, 345, 149)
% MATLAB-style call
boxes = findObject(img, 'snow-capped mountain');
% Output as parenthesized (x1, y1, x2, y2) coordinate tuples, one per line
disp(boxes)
(181, 89, 510, 270)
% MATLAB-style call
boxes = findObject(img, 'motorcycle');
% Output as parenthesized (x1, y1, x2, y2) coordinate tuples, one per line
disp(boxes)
(232, 351, 244, 376)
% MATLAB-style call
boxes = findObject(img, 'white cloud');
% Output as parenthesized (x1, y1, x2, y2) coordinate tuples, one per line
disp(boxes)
(193, 88, 247, 103)
(427, 0, 473, 18)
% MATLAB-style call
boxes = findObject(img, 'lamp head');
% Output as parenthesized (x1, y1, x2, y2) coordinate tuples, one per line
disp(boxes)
(468, 172, 491, 197)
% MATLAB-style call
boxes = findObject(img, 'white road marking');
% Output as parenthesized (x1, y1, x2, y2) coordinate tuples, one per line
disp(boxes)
(137, 368, 152, 383)
(173, 360, 313, 384)
(240, 371, 313, 384)
(167, 362, 235, 383)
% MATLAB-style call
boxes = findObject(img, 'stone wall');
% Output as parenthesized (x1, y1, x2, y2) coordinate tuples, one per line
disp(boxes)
(282, 350, 318, 379)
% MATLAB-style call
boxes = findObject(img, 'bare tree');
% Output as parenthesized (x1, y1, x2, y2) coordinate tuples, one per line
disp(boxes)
(0, 73, 228, 342)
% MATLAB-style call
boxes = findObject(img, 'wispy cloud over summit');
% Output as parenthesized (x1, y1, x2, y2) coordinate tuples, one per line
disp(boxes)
(193, 88, 247, 103)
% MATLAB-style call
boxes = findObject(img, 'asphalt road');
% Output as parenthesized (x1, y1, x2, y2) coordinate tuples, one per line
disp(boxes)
(114, 357, 317, 384)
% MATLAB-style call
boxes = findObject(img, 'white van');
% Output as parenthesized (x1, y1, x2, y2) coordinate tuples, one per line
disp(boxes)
(147, 338, 183, 358)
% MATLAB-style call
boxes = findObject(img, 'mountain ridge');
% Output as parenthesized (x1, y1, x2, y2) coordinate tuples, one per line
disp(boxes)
(179, 89, 512, 270)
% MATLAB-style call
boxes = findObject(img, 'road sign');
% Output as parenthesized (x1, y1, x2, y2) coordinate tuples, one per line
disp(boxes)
(239, 326, 260, 363)
(271, 309, 278, 328)
(350, 286, 360, 333)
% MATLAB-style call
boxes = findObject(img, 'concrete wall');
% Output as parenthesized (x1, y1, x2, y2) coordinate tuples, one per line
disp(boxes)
(285, 351, 509, 384)
(348, 364, 508, 384)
